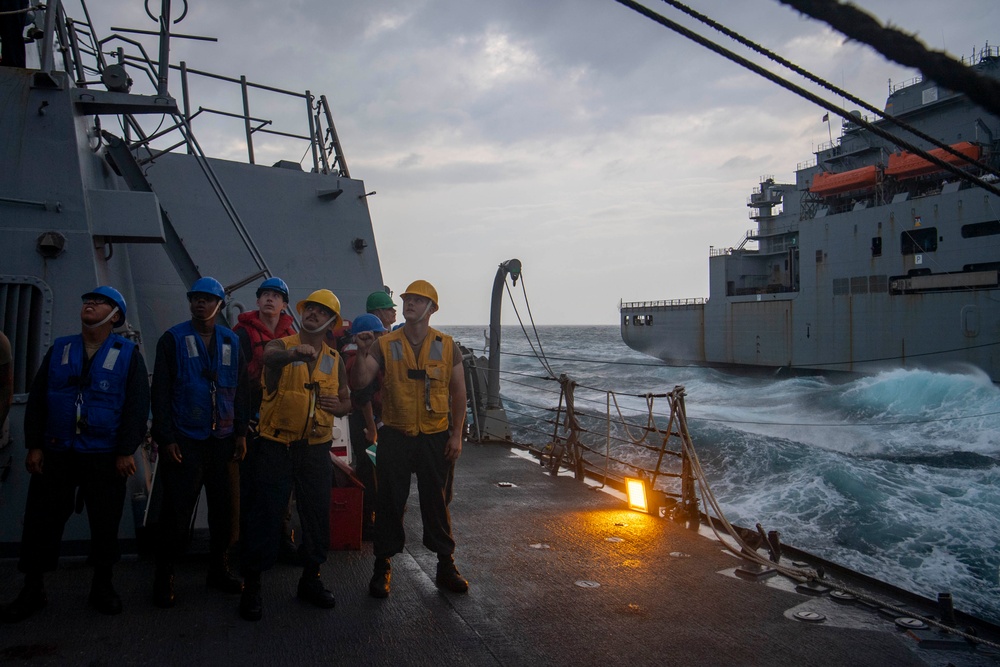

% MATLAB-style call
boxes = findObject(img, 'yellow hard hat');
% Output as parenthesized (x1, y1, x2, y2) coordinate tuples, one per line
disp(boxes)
(296, 289, 342, 329)
(401, 280, 439, 307)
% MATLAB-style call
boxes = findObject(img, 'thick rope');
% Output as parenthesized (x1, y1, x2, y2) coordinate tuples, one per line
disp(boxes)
(777, 0, 1000, 119)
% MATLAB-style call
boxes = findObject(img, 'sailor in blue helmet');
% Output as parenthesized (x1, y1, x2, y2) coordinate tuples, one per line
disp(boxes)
(232, 276, 298, 563)
(149, 276, 249, 608)
(344, 313, 387, 539)
(0, 287, 150, 621)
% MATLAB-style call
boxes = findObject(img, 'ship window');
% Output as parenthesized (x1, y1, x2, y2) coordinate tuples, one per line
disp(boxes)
(1, 279, 50, 397)
(647, 315, 653, 325)
(871, 237, 882, 257)
(869, 275, 888, 293)
(832, 278, 849, 296)
(850, 276, 868, 294)
(622, 315, 629, 326)
(815, 250, 823, 263)
(962, 220, 1000, 238)
(901, 227, 937, 255)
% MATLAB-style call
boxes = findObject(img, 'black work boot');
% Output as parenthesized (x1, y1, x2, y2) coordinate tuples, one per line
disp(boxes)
(152, 565, 176, 608)
(239, 572, 262, 622)
(89, 566, 123, 615)
(368, 558, 391, 599)
(206, 554, 243, 594)
(297, 566, 336, 609)
(0, 574, 47, 623)
(435, 555, 469, 594)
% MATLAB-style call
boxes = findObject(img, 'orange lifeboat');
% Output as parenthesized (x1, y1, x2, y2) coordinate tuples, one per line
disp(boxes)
(885, 141, 981, 179)
(809, 165, 878, 196)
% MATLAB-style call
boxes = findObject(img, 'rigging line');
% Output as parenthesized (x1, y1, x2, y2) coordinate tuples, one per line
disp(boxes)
(500, 376, 559, 393)
(611, 0, 1000, 199)
(504, 279, 556, 378)
(555, 384, 1000, 427)
(499, 374, 1000, 428)
(498, 348, 673, 370)
(500, 335, 1000, 368)
(494, 367, 562, 381)
(658, 0, 1000, 178)
(518, 272, 556, 374)
(776, 0, 1000, 120)
(691, 408, 1000, 428)
(500, 393, 686, 448)
(609, 391, 652, 444)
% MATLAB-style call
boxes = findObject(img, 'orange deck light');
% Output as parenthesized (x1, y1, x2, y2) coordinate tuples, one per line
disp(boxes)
(625, 476, 649, 513)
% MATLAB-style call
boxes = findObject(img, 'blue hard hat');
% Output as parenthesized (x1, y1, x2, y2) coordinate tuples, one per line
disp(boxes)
(256, 276, 289, 301)
(351, 313, 387, 335)
(187, 276, 225, 301)
(82, 286, 127, 325)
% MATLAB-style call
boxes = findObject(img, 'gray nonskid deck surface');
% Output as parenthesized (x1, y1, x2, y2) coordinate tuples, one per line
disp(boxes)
(0, 443, 993, 666)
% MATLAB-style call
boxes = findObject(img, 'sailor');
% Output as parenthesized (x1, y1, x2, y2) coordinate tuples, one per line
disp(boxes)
(150, 277, 249, 608)
(238, 289, 350, 621)
(351, 280, 469, 598)
(233, 277, 300, 562)
(0, 287, 150, 621)
(365, 290, 398, 331)
(233, 276, 296, 418)
(343, 313, 388, 539)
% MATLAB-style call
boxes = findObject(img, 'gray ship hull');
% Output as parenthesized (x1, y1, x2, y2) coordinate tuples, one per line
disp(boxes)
(622, 50, 1000, 382)
(0, 4, 384, 549)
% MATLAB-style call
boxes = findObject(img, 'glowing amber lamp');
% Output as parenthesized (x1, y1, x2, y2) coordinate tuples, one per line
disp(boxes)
(625, 477, 649, 513)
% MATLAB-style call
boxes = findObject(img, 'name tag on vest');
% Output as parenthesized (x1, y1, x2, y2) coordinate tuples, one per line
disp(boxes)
(102, 346, 121, 370)
(222, 342, 232, 366)
(185, 335, 200, 358)
(320, 354, 334, 375)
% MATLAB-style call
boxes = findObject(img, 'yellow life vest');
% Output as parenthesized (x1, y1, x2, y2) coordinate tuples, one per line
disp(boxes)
(379, 327, 453, 436)
(258, 334, 341, 445)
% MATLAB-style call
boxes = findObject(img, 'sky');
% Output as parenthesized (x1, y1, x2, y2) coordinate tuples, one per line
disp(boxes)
(79, 0, 1000, 324)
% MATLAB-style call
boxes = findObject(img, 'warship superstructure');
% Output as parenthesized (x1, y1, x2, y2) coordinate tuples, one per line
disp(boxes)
(0, 0, 384, 549)
(621, 48, 1000, 381)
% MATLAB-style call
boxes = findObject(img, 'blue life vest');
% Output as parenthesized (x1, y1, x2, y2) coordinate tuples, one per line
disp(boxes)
(43, 334, 135, 453)
(168, 321, 239, 439)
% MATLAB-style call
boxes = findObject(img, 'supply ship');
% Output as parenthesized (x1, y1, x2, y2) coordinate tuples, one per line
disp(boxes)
(620, 48, 1000, 381)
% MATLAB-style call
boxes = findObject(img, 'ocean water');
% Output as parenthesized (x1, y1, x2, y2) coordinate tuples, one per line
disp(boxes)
(441, 324, 1000, 625)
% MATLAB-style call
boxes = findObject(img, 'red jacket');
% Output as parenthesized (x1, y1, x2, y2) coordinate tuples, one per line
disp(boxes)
(233, 310, 296, 384)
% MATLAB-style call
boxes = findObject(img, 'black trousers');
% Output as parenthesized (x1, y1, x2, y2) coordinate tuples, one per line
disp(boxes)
(373, 427, 455, 560)
(347, 411, 377, 527)
(240, 437, 332, 574)
(18, 450, 126, 574)
(153, 435, 238, 567)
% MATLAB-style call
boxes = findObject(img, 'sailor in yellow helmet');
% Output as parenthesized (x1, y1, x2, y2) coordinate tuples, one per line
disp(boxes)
(351, 279, 469, 598)
(238, 289, 350, 621)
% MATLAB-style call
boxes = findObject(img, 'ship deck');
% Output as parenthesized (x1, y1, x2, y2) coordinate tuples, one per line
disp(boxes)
(1, 443, 997, 666)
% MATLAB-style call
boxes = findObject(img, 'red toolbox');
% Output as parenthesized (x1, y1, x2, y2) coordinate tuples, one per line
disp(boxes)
(329, 486, 363, 551)
(329, 453, 365, 551)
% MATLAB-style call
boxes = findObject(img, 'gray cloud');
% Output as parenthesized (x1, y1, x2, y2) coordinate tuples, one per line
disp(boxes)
(86, 0, 1000, 323)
